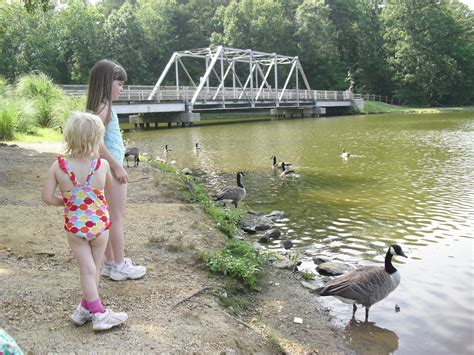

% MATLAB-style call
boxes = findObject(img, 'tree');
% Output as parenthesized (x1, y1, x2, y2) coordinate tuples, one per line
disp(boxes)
(104, 1, 147, 84)
(382, 0, 473, 105)
(295, 0, 346, 89)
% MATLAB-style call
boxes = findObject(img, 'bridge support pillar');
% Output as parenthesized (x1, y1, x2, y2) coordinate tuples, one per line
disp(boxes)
(270, 107, 325, 119)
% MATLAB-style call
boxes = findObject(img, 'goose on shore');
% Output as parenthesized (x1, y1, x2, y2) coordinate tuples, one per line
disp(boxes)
(279, 162, 298, 178)
(212, 172, 246, 208)
(271, 155, 292, 169)
(340, 148, 350, 159)
(315, 244, 407, 321)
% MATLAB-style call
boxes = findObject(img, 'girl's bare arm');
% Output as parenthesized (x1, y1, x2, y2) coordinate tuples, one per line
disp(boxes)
(42, 163, 64, 206)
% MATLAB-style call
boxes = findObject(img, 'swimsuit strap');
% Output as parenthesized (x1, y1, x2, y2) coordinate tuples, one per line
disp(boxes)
(85, 158, 101, 185)
(57, 156, 78, 186)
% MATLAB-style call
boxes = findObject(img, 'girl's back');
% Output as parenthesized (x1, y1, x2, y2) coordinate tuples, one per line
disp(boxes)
(54, 158, 109, 194)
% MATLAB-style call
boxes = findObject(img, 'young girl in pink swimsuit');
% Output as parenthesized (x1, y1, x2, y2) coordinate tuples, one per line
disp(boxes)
(42, 112, 127, 331)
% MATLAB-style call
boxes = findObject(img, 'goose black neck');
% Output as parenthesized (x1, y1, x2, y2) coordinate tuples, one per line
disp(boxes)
(272, 156, 276, 165)
(385, 249, 397, 274)
(236, 174, 243, 188)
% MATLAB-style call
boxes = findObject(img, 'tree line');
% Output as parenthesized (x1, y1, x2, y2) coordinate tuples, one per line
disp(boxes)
(1, 0, 473, 106)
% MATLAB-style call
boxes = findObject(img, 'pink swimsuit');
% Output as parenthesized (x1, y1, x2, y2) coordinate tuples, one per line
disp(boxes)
(58, 157, 111, 240)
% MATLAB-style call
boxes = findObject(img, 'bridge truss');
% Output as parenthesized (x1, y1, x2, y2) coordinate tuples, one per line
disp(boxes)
(148, 46, 313, 112)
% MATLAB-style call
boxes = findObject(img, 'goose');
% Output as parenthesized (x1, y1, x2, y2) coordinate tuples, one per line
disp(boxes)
(124, 147, 140, 167)
(279, 162, 298, 178)
(194, 142, 202, 151)
(316, 244, 407, 321)
(164, 145, 172, 154)
(271, 155, 292, 170)
(212, 172, 246, 208)
(340, 148, 350, 159)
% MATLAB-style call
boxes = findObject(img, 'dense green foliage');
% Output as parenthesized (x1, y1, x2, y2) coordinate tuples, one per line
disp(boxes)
(0, 0, 472, 106)
(0, 73, 83, 140)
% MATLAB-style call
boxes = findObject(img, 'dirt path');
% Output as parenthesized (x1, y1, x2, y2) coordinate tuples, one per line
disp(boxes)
(0, 143, 351, 353)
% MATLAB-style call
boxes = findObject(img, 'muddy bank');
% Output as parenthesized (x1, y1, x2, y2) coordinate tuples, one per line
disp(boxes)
(0, 143, 351, 353)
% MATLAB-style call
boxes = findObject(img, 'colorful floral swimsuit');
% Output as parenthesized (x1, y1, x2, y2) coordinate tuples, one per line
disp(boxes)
(58, 157, 111, 241)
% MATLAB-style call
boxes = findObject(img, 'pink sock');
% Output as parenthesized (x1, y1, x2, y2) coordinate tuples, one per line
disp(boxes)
(87, 298, 105, 314)
(80, 299, 89, 310)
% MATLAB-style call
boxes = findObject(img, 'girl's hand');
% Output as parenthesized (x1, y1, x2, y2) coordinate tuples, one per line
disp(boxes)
(112, 164, 128, 184)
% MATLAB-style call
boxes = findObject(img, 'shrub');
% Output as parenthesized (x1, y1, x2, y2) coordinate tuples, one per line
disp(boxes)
(0, 88, 38, 140)
(15, 73, 67, 128)
(204, 239, 270, 289)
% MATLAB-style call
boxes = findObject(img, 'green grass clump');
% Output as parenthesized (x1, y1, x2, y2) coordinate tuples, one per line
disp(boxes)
(203, 239, 270, 289)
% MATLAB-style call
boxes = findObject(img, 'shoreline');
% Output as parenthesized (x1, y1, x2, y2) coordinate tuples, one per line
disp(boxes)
(0, 142, 352, 353)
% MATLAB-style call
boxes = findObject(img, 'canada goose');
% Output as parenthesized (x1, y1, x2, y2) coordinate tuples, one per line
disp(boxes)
(271, 155, 292, 169)
(124, 147, 140, 167)
(164, 145, 172, 154)
(194, 142, 201, 151)
(316, 244, 407, 321)
(279, 162, 298, 178)
(212, 172, 246, 208)
(340, 148, 350, 158)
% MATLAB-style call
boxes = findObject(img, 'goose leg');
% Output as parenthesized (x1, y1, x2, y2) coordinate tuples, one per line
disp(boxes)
(365, 307, 370, 322)
(352, 304, 357, 318)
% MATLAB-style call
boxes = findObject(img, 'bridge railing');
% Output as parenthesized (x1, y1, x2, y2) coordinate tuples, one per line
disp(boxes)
(58, 85, 352, 103)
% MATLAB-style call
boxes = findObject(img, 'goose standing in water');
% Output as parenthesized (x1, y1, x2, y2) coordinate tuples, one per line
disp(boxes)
(279, 162, 298, 178)
(340, 148, 350, 159)
(271, 155, 292, 170)
(212, 172, 246, 208)
(316, 244, 407, 321)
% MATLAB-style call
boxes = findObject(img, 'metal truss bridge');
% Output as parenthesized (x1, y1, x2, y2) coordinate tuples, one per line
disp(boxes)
(62, 46, 354, 124)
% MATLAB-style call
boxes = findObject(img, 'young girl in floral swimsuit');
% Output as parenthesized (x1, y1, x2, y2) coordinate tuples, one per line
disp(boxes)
(42, 112, 127, 331)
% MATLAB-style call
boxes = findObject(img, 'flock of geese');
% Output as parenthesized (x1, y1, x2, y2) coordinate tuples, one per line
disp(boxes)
(157, 143, 407, 321)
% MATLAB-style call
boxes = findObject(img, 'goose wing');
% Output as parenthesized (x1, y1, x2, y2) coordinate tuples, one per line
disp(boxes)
(318, 266, 393, 306)
(213, 186, 245, 201)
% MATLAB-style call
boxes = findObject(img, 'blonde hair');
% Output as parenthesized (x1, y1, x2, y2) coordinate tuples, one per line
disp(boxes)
(64, 112, 104, 158)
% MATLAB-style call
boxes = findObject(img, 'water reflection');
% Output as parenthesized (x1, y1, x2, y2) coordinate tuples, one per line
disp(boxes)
(345, 319, 399, 355)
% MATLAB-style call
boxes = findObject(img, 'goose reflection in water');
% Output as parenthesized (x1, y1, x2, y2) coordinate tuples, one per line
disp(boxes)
(345, 319, 399, 355)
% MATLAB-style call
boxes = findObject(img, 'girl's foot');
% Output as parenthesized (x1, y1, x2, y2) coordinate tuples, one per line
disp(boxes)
(109, 258, 146, 281)
(92, 309, 128, 331)
(71, 304, 92, 325)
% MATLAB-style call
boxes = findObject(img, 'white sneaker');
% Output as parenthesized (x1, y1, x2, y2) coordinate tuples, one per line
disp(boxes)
(100, 261, 113, 277)
(109, 258, 146, 281)
(71, 304, 91, 325)
(92, 309, 128, 331)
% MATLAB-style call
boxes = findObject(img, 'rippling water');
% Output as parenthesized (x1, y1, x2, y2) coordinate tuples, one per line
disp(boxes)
(127, 113, 474, 354)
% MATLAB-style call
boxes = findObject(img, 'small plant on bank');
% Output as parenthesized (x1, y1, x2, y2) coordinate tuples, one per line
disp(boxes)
(203, 239, 270, 290)
(300, 270, 315, 281)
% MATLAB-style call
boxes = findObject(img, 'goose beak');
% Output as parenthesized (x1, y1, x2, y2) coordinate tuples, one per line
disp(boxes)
(400, 252, 407, 258)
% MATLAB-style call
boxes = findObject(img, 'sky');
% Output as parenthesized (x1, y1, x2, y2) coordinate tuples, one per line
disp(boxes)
(460, 0, 474, 9)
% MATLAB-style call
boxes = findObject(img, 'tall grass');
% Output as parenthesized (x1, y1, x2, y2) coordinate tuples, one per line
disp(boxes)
(16, 73, 69, 128)
(0, 84, 38, 140)
(0, 72, 83, 141)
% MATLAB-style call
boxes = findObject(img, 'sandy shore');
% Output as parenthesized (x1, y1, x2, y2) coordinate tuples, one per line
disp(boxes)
(0, 142, 351, 353)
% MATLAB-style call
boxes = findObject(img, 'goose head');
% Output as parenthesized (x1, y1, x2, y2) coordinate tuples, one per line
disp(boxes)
(389, 244, 407, 258)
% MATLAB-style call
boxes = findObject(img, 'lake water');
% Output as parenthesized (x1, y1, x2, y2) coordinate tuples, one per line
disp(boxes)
(126, 112, 474, 354)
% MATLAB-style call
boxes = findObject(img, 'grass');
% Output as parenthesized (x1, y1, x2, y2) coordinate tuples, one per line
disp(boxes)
(11, 127, 62, 143)
(203, 238, 270, 290)
(362, 100, 474, 114)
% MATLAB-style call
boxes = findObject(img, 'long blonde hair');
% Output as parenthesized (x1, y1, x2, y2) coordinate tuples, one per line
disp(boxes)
(86, 59, 127, 126)
(64, 112, 105, 158)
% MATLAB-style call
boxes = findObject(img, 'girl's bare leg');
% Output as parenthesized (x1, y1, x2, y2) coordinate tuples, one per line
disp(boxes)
(104, 177, 127, 264)
(91, 231, 109, 286)
(68, 233, 107, 301)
